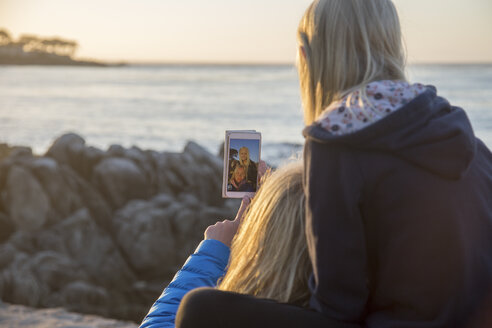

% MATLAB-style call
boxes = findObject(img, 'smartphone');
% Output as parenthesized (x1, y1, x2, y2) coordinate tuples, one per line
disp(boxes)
(222, 130, 262, 198)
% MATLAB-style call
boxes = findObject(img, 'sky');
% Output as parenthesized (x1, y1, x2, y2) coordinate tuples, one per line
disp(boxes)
(1, 0, 491, 64)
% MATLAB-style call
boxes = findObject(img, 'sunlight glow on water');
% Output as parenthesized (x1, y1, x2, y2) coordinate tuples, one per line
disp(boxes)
(0, 64, 491, 165)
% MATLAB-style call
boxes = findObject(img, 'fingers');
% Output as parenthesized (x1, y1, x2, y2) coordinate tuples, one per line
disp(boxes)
(258, 160, 268, 179)
(257, 160, 271, 189)
(204, 219, 238, 247)
(234, 195, 252, 224)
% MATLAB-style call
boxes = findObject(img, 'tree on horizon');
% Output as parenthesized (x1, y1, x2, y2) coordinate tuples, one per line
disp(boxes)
(1, 28, 79, 58)
(0, 29, 12, 45)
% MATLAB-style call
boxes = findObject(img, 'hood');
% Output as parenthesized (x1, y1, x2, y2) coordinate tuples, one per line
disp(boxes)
(303, 86, 477, 179)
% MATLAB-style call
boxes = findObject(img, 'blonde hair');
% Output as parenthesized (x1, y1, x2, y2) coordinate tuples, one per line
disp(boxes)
(218, 162, 311, 306)
(297, 0, 407, 125)
(239, 147, 251, 166)
(229, 165, 246, 185)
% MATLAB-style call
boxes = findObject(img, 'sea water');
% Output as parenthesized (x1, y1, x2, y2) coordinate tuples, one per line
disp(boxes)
(0, 64, 491, 166)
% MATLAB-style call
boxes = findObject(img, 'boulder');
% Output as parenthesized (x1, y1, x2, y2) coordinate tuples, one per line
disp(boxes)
(0, 250, 47, 307)
(46, 133, 104, 179)
(3, 166, 50, 231)
(112, 197, 176, 280)
(0, 211, 14, 243)
(92, 157, 150, 209)
(59, 165, 113, 231)
(46, 133, 85, 165)
(79, 146, 105, 179)
(62, 281, 110, 316)
(0, 207, 136, 318)
(9, 146, 33, 160)
(0, 242, 15, 269)
(30, 157, 84, 222)
(124, 146, 159, 195)
(160, 149, 223, 206)
(50, 208, 136, 289)
(153, 152, 183, 195)
(184, 141, 222, 175)
(0, 143, 11, 162)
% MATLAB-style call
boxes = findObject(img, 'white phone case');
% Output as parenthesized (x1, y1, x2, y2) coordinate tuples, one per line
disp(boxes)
(222, 130, 262, 198)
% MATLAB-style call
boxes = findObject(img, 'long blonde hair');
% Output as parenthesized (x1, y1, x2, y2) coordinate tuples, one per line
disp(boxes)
(297, 0, 407, 125)
(238, 147, 253, 182)
(229, 164, 246, 185)
(218, 162, 311, 306)
(238, 147, 251, 167)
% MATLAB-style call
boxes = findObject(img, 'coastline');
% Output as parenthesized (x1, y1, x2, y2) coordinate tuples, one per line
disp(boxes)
(0, 53, 124, 67)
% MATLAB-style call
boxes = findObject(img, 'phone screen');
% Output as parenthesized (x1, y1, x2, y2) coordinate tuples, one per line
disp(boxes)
(222, 131, 261, 198)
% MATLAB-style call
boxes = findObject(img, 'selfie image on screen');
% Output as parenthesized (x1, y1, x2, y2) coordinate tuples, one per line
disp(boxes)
(227, 138, 260, 192)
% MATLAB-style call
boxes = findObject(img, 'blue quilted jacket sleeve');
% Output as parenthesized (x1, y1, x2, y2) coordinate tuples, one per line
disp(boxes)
(139, 239, 230, 328)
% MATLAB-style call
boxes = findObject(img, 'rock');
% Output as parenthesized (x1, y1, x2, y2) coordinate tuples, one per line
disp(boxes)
(177, 193, 201, 210)
(78, 146, 105, 179)
(7, 230, 37, 254)
(172, 207, 197, 237)
(153, 152, 182, 195)
(0, 242, 16, 269)
(46, 133, 104, 179)
(62, 281, 110, 316)
(46, 133, 85, 165)
(30, 157, 84, 222)
(184, 141, 222, 175)
(0, 211, 14, 243)
(0, 208, 136, 315)
(51, 208, 136, 289)
(150, 193, 174, 208)
(112, 198, 176, 280)
(92, 157, 150, 209)
(3, 166, 50, 231)
(0, 246, 88, 308)
(159, 149, 223, 206)
(0, 136, 239, 323)
(9, 146, 33, 159)
(107, 144, 126, 157)
(1, 250, 46, 307)
(0, 143, 11, 162)
(124, 146, 159, 195)
(59, 165, 113, 231)
(27, 251, 85, 299)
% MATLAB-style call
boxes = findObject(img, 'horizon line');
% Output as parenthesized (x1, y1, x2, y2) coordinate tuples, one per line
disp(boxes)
(122, 61, 492, 67)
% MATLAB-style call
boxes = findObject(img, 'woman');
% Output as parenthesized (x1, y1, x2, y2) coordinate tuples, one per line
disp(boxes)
(297, 0, 492, 327)
(140, 162, 311, 328)
(238, 146, 258, 189)
(228, 165, 254, 192)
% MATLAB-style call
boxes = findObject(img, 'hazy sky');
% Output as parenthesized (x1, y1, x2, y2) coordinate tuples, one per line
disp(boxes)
(1, 0, 491, 63)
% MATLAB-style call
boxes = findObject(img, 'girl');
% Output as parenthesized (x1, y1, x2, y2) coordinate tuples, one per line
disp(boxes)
(140, 162, 311, 328)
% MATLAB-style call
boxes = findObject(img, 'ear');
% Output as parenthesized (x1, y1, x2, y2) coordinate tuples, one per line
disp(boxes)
(299, 46, 306, 59)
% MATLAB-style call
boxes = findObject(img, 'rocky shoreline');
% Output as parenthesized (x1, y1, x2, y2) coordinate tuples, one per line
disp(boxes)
(0, 133, 239, 324)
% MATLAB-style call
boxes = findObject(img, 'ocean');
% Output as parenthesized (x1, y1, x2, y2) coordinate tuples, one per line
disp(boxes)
(0, 64, 491, 166)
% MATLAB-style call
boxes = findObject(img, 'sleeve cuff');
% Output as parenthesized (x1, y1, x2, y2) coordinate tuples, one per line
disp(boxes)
(196, 239, 230, 266)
